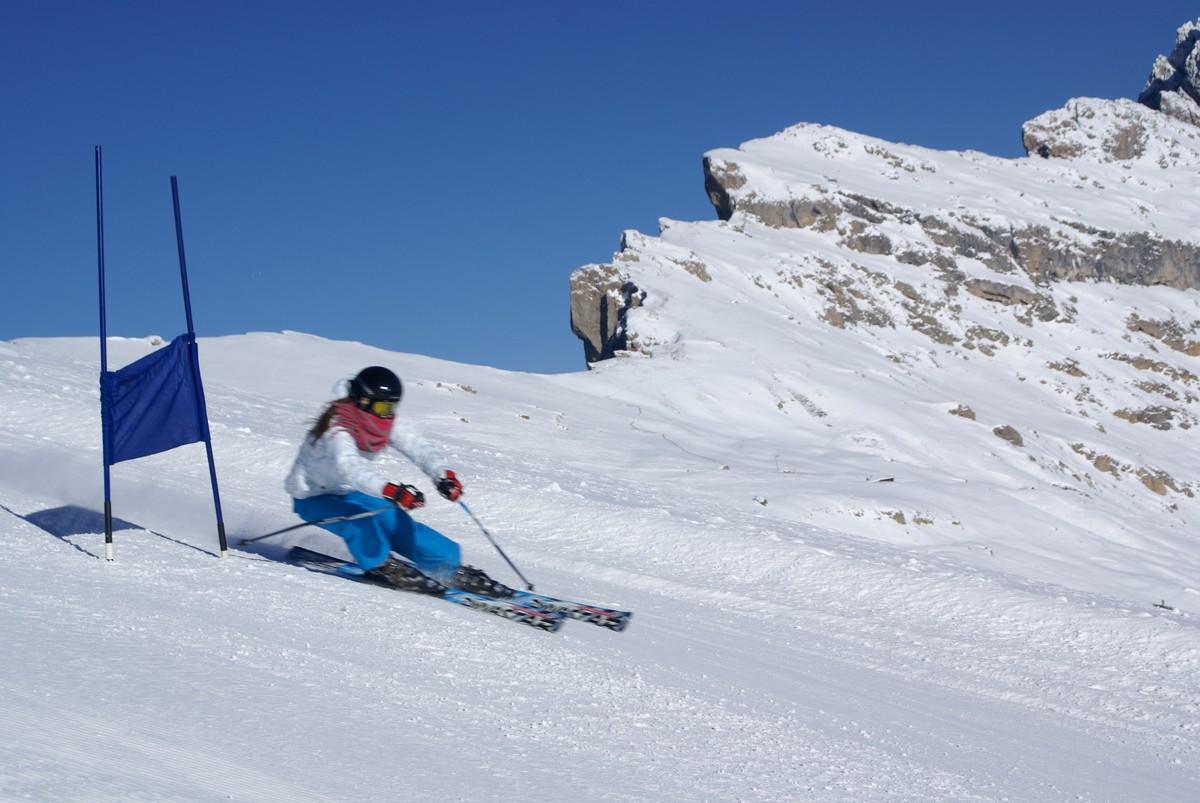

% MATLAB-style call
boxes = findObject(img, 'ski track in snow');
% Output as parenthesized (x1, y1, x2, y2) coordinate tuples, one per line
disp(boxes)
(1, 336, 1199, 801)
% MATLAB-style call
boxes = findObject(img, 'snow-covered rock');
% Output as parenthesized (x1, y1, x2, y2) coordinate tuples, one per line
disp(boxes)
(568, 262, 644, 362)
(571, 47, 1200, 362)
(1139, 17, 1200, 126)
(693, 119, 1200, 288)
(1022, 97, 1200, 165)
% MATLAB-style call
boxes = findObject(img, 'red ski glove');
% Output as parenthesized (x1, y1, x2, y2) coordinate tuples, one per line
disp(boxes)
(436, 470, 463, 501)
(383, 482, 425, 510)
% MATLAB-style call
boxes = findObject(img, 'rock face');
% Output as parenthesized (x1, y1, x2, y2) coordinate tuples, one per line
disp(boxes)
(1138, 18, 1200, 126)
(568, 263, 643, 364)
(694, 112, 1200, 301)
(1020, 98, 1200, 164)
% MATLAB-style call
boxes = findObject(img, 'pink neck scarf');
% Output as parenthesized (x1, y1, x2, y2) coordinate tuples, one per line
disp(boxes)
(331, 400, 394, 452)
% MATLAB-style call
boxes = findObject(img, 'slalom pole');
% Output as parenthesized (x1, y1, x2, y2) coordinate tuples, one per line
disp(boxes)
(237, 507, 388, 546)
(171, 176, 228, 557)
(95, 146, 114, 562)
(458, 501, 535, 591)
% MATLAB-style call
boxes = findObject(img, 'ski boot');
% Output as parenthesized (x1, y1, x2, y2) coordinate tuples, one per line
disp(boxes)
(448, 565, 514, 598)
(366, 558, 446, 595)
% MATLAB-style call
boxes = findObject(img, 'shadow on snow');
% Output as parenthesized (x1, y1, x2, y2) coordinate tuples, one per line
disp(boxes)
(2, 503, 218, 559)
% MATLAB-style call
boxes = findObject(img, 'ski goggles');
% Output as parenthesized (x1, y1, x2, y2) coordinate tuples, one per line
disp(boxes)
(367, 399, 398, 418)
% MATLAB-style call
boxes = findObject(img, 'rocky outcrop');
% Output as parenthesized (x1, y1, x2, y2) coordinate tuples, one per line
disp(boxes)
(1003, 223, 1200, 290)
(1022, 99, 1152, 161)
(702, 157, 744, 221)
(962, 278, 1058, 323)
(698, 158, 1200, 293)
(1021, 98, 1200, 166)
(992, 425, 1024, 447)
(1127, 315, 1200, 356)
(949, 404, 977, 421)
(1138, 19, 1200, 126)
(569, 264, 644, 365)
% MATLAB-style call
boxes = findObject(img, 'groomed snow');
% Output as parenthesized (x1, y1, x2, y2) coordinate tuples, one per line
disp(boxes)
(1, 332, 1197, 801)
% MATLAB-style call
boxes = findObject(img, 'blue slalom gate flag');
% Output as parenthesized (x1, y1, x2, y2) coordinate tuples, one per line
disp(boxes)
(100, 334, 208, 465)
(94, 147, 227, 559)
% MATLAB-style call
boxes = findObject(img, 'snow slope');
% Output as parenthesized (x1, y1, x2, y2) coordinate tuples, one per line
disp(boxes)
(1, 332, 1198, 801)
(594, 215, 1200, 610)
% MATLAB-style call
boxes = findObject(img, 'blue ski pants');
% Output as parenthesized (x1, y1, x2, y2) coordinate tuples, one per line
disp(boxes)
(292, 491, 461, 577)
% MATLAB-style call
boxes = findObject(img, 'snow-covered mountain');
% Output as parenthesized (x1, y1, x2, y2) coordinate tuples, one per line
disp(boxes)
(5, 18, 1200, 803)
(570, 19, 1200, 622)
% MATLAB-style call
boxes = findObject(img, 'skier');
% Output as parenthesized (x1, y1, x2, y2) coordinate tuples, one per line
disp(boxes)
(285, 366, 512, 597)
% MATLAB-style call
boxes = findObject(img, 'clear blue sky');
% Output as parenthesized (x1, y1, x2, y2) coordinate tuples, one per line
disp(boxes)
(2, 2, 1195, 373)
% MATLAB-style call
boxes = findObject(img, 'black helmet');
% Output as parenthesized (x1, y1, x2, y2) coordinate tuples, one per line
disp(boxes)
(349, 366, 403, 404)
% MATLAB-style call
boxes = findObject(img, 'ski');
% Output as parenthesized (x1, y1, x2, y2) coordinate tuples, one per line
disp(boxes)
(286, 547, 565, 633)
(509, 589, 632, 632)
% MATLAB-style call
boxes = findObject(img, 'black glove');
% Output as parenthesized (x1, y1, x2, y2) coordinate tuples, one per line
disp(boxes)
(436, 470, 463, 502)
(383, 482, 425, 510)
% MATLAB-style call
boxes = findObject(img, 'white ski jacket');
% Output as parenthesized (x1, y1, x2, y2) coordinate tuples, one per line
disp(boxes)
(285, 418, 450, 500)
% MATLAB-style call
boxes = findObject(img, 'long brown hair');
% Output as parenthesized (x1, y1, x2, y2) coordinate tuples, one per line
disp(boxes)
(307, 398, 350, 443)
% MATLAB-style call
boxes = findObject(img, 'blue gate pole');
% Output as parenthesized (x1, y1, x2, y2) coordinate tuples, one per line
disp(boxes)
(170, 176, 228, 557)
(95, 146, 115, 561)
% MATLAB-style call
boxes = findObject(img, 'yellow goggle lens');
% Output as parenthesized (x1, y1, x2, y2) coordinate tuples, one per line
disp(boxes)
(369, 399, 397, 418)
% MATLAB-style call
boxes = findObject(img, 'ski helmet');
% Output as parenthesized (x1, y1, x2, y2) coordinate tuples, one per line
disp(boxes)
(349, 366, 403, 413)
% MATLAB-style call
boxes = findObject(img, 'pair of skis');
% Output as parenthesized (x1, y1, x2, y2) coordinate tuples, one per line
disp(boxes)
(286, 547, 631, 633)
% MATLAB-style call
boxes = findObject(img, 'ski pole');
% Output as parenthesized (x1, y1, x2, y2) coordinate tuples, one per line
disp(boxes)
(458, 501, 536, 591)
(237, 508, 387, 546)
